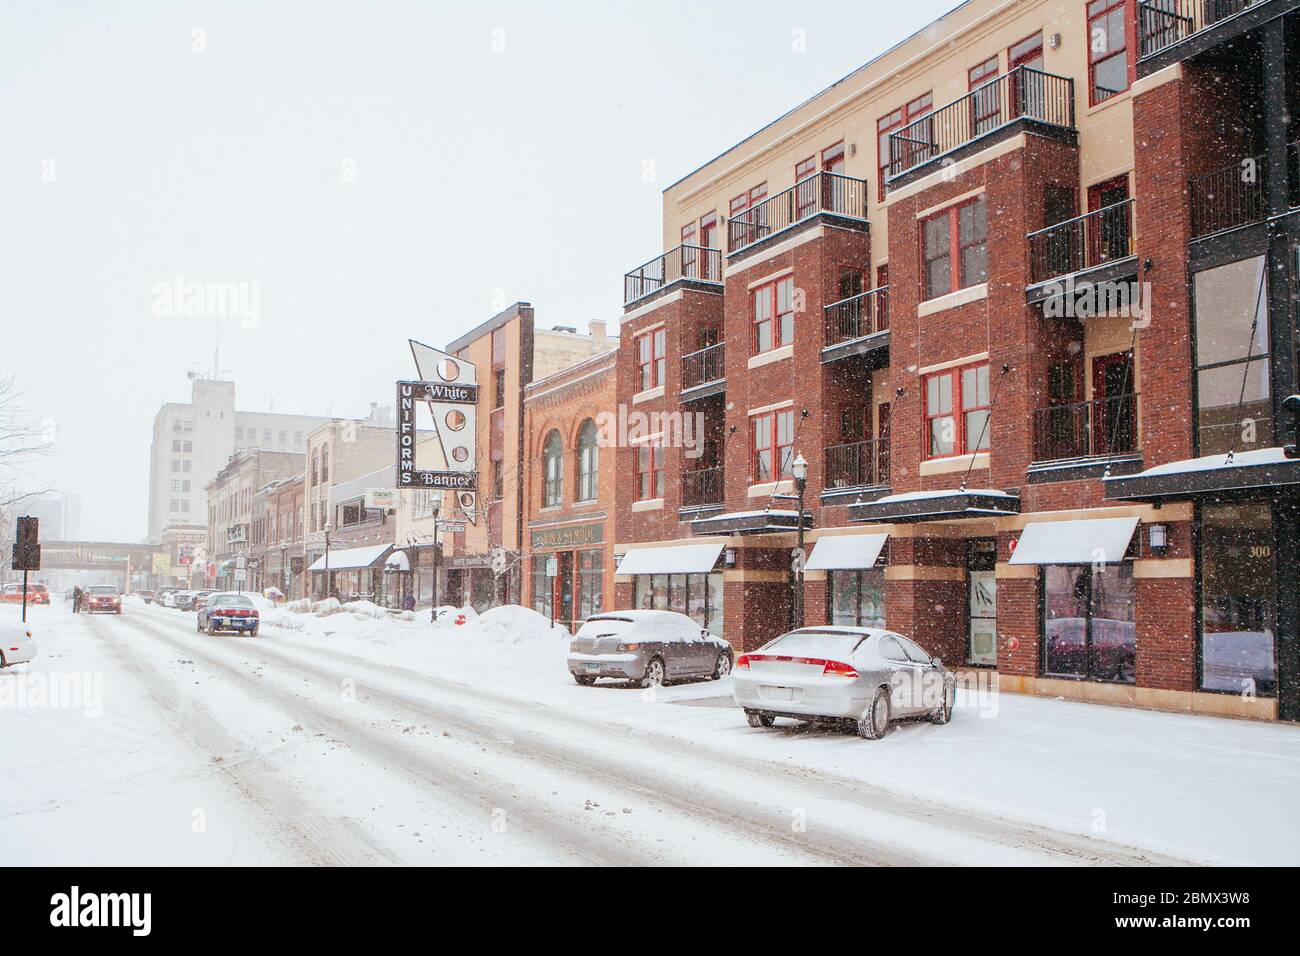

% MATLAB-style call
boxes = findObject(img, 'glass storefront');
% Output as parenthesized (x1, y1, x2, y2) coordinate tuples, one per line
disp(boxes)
(1200, 502, 1277, 696)
(531, 548, 604, 628)
(633, 572, 724, 636)
(1043, 563, 1136, 682)
(827, 569, 885, 628)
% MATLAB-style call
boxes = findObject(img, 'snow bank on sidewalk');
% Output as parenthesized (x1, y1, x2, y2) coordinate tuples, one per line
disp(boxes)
(436, 604, 570, 646)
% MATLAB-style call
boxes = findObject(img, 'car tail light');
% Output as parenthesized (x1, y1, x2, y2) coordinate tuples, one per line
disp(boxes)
(735, 654, 751, 669)
(821, 659, 859, 678)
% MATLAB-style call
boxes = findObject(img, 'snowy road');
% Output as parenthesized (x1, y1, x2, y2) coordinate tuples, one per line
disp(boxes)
(3, 600, 1297, 866)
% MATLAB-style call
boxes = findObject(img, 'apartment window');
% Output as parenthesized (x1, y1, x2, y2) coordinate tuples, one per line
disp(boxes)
(925, 363, 991, 459)
(575, 419, 598, 502)
(181, 500, 190, 513)
(182, 460, 191, 473)
(182, 480, 190, 492)
(279, 430, 287, 444)
(169, 499, 180, 512)
(171, 439, 181, 452)
(922, 195, 987, 299)
(542, 430, 563, 507)
(494, 369, 506, 409)
(821, 140, 845, 173)
(728, 183, 767, 219)
(680, 221, 697, 246)
(170, 479, 181, 492)
(173, 421, 182, 433)
(751, 409, 795, 483)
(698, 212, 717, 252)
(294, 431, 303, 444)
(637, 442, 664, 500)
(877, 93, 932, 200)
(753, 276, 795, 354)
(636, 327, 666, 391)
(795, 156, 818, 218)
(968, 56, 1001, 134)
(320, 446, 329, 482)
(1193, 256, 1271, 455)
(1088, 0, 1130, 104)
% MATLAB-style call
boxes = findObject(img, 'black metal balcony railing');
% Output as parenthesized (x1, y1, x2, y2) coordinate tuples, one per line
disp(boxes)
(888, 67, 1075, 180)
(1028, 198, 1135, 284)
(1189, 152, 1267, 237)
(1032, 394, 1139, 463)
(624, 244, 721, 305)
(681, 466, 724, 508)
(825, 438, 890, 489)
(681, 342, 725, 391)
(824, 287, 889, 348)
(727, 171, 868, 253)
(1138, 0, 1265, 59)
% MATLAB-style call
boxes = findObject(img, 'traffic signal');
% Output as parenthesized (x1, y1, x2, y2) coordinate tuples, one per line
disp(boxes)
(12, 515, 40, 571)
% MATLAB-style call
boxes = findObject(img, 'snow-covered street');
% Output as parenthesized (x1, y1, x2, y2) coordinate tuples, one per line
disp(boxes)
(3, 599, 1297, 866)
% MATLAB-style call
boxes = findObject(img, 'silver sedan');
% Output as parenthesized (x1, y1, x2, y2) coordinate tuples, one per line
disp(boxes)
(732, 627, 956, 739)
(567, 609, 733, 687)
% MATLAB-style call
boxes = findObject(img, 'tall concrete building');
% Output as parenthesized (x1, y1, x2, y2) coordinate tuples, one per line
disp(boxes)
(146, 376, 329, 543)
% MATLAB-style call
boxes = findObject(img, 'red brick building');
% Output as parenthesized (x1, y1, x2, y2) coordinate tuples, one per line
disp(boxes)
(522, 348, 618, 630)
(613, 0, 1300, 721)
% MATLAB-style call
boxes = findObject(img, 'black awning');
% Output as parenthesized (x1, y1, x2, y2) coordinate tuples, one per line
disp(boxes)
(1103, 448, 1300, 502)
(690, 509, 812, 537)
(849, 489, 1021, 524)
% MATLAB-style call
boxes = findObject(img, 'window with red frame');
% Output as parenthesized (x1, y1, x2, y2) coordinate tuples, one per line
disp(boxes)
(751, 409, 795, 483)
(636, 442, 664, 500)
(1088, 0, 1130, 104)
(636, 328, 666, 391)
(921, 195, 988, 299)
(821, 140, 845, 173)
(753, 276, 795, 354)
(924, 363, 991, 459)
(795, 155, 817, 219)
(968, 56, 1001, 135)
(729, 183, 768, 219)
(877, 93, 931, 201)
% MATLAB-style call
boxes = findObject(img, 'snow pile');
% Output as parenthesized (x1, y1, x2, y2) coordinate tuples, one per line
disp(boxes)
(448, 605, 570, 646)
(433, 605, 478, 625)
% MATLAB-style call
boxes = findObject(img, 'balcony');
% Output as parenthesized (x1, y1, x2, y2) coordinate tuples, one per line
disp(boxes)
(1189, 143, 1300, 238)
(887, 67, 1075, 184)
(1029, 394, 1141, 480)
(823, 287, 889, 363)
(680, 466, 724, 511)
(824, 438, 890, 491)
(680, 342, 725, 400)
(1027, 198, 1137, 302)
(727, 171, 868, 258)
(624, 243, 721, 307)
(1137, 0, 1297, 70)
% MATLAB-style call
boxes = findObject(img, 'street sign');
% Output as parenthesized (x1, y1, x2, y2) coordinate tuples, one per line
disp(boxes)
(546, 557, 558, 578)
(438, 520, 467, 533)
(233, 568, 247, 584)
(11, 516, 40, 571)
(408, 339, 479, 524)
(790, 548, 805, 574)
(365, 488, 398, 510)
(152, 553, 171, 575)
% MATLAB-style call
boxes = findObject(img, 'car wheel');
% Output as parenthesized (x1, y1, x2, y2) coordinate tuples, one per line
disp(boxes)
(640, 657, 665, 688)
(573, 674, 596, 686)
(712, 652, 732, 680)
(930, 681, 955, 725)
(857, 687, 891, 740)
(206, 622, 216, 636)
(745, 710, 774, 728)
(0, 651, 6, 669)
(250, 625, 259, 637)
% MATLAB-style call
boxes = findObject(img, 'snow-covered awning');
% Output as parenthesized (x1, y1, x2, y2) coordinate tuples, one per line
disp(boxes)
(850, 488, 1020, 524)
(1010, 516, 1139, 565)
(616, 542, 724, 576)
(385, 550, 410, 571)
(307, 543, 393, 572)
(1104, 447, 1300, 502)
(805, 533, 888, 571)
(689, 508, 811, 536)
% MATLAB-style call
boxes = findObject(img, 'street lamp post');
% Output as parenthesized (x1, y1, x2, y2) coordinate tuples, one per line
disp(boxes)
(430, 504, 440, 624)
(791, 453, 809, 628)
(323, 521, 333, 601)
(281, 545, 288, 598)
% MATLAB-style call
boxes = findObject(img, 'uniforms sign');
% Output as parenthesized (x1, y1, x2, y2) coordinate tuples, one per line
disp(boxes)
(406, 339, 479, 520)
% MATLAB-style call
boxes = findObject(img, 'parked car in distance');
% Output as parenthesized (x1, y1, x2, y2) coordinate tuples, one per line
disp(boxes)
(191, 590, 220, 612)
(567, 610, 732, 687)
(0, 583, 44, 605)
(173, 591, 198, 611)
(733, 627, 956, 740)
(135, 589, 156, 604)
(197, 593, 260, 636)
(158, 588, 180, 607)
(0, 622, 37, 668)
(81, 585, 123, 614)
(30, 583, 50, 605)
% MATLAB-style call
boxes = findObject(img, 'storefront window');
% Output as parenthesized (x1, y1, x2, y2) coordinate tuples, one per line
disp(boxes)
(827, 569, 886, 628)
(1200, 502, 1277, 695)
(577, 549, 603, 620)
(1042, 564, 1135, 682)
(531, 559, 552, 620)
(634, 571, 724, 633)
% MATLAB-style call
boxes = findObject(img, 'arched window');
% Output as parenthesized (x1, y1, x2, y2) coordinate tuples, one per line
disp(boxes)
(575, 419, 598, 501)
(310, 448, 320, 485)
(543, 430, 563, 507)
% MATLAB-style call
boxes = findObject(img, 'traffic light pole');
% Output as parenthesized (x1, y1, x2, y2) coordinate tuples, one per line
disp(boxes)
(20, 569, 28, 623)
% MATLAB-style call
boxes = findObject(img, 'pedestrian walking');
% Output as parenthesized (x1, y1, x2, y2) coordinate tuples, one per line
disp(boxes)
(72, 586, 82, 614)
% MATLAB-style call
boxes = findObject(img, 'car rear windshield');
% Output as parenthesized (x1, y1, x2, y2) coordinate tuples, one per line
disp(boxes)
(764, 631, 870, 658)
(89, 587, 118, 595)
(213, 597, 254, 609)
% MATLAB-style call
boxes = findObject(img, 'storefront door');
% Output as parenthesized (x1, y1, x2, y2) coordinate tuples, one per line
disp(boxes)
(968, 538, 997, 666)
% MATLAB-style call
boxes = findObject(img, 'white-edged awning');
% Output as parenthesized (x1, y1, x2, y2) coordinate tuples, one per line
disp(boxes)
(307, 543, 393, 572)
(1009, 516, 1139, 565)
(385, 550, 410, 571)
(616, 541, 725, 576)
(805, 533, 888, 571)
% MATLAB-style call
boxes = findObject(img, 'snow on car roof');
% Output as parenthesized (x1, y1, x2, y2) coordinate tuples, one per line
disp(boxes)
(588, 609, 695, 623)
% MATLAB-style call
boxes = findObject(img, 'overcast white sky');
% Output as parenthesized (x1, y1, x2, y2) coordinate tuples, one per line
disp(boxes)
(1, 0, 959, 541)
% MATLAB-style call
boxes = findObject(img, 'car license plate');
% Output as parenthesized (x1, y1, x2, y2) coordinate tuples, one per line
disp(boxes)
(762, 686, 794, 701)
(584, 662, 600, 673)
(215, 617, 229, 625)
